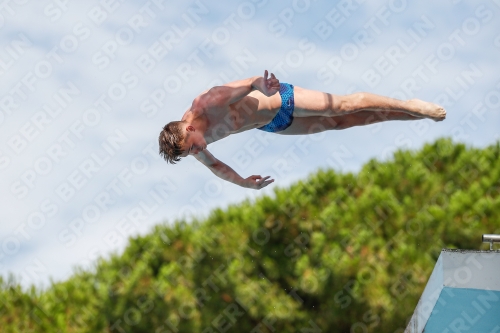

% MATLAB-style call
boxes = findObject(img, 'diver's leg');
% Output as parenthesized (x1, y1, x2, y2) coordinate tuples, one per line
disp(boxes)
(278, 111, 421, 135)
(292, 87, 446, 121)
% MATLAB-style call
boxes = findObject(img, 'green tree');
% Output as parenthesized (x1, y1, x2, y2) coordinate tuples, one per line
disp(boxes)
(1, 138, 499, 332)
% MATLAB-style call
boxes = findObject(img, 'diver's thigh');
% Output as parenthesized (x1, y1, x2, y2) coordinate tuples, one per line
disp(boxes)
(292, 86, 341, 117)
(277, 116, 340, 135)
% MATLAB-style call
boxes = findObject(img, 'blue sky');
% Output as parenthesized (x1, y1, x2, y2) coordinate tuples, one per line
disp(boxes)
(0, 0, 499, 289)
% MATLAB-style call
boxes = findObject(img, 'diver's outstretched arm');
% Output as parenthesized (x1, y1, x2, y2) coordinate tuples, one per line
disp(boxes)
(194, 150, 274, 189)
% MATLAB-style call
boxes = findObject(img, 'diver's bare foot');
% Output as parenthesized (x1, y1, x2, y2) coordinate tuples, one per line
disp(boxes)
(406, 99, 446, 121)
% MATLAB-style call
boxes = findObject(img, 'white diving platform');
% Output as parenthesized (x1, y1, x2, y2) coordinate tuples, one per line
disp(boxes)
(405, 248, 500, 333)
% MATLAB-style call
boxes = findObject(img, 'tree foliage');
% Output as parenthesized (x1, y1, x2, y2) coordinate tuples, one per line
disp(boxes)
(1, 138, 499, 332)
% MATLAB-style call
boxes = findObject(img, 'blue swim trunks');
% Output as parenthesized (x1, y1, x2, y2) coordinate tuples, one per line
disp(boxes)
(257, 83, 294, 133)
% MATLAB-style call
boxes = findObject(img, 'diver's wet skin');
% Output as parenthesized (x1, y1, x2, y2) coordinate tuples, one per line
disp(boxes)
(158, 70, 446, 190)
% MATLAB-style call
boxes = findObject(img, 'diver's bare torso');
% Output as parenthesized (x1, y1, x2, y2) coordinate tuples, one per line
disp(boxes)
(181, 90, 282, 144)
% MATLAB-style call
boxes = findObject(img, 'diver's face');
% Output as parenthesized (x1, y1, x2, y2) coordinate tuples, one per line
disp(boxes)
(181, 126, 207, 156)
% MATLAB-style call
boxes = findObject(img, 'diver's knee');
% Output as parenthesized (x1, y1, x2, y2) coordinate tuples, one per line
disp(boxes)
(341, 93, 367, 112)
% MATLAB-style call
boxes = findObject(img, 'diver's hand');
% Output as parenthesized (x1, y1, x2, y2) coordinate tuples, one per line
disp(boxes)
(242, 175, 274, 189)
(254, 70, 280, 97)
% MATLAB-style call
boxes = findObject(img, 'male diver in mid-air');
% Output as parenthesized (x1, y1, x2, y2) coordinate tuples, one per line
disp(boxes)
(158, 70, 446, 189)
